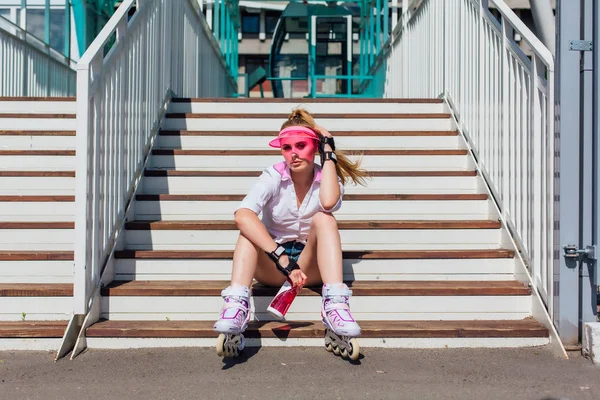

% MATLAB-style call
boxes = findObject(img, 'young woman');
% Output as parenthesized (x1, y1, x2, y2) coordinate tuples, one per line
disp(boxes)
(213, 108, 368, 359)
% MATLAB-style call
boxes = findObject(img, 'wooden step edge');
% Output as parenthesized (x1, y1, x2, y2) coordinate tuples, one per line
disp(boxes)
(0, 171, 75, 177)
(0, 130, 76, 136)
(0, 150, 75, 156)
(172, 98, 445, 104)
(123, 220, 501, 230)
(0, 195, 75, 202)
(165, 113, 452, 119)
(135, 194, 489, 201)
(143, 170, 477, 177)
(114, 249, 515, 260)
(0, 97, 75, 101)
(0, 222, 74, 229)
(101, 281, 531, 297)
(159, 130, 459, 137)
(0, 113, 76, 119)
(151, 149, 468, 156)
(0, 284, 73, 297)
(85, 319, 549, 339)
(0, 321, 69, 338)
(0, 251, 74, 261)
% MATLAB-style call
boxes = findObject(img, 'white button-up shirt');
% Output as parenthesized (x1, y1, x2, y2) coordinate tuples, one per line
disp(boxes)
(235, 161, 344, 244)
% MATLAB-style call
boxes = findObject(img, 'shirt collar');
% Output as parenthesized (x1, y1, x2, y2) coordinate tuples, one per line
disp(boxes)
(274, 161, 322, 183)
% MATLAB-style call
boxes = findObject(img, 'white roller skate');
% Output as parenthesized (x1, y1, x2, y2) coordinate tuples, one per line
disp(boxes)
(321, 283, 361, 360)
(213, 285, 251, 358)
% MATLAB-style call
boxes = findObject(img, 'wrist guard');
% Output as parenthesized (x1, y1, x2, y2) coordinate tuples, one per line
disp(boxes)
(266, 245, 301, 277)
(319, 136, 336, 167)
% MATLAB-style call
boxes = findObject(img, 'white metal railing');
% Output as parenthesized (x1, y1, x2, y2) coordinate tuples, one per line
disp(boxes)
(372, 0, 555, 312)
(0, 15, 75, 96)
(74, 0, 236, 314)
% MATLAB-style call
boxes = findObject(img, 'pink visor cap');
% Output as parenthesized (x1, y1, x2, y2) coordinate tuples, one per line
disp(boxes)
(268, 126, 319, 148)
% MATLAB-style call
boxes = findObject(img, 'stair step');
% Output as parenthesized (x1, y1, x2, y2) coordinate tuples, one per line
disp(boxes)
(144, 170, 477, 177)
(0, 321, 68, 338)
(114, 249, 514, 259)
(0, 196, 75, 202)
(101, 280, 530, 297)
(124, 220, 501, 230)
(165, 113, 452, 119)
(0, 113, 75, 119)
(0, 172, 75, 195)
(0, 97, 75, 114)
(142, 173, 480, 195)
(151, 149, 467, 156)
(0, 283, 73, 296)
(168, 99, 447, 114)
(0, 251, 74, 260)
(159, 130, 458, 136)
(86, 319, 548, 339)
(135, 194, 489, 201)
(0, 171, 75, 177)
(173, 98, 444, 103)
(157, 131, 463, 150)
(162, 116, 455, 131)
(0, 222, 74, 229)
(0, 130, 76, 136)
(99, 280, 532, 321)
(133, 194, 493, 221)
(150, 151, 473, 171)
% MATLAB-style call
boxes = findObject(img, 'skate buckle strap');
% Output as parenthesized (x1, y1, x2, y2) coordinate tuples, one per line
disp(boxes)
(323, 286, 353, 297)
(324, 301, 350, 312)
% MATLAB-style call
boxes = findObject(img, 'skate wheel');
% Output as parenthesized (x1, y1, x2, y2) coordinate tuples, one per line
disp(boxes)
(340, 347, 349, 358)
(348, 338, 360, 361)
(332, 345, 341, 356)
(216, 333, 226, 357)
(325, 343, 333, 352)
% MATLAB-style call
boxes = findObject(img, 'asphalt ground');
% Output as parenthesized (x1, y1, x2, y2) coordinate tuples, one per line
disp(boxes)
(0, 346, 598, 400)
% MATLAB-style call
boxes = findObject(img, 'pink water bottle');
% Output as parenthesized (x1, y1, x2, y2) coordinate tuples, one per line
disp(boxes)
(267, 279, 302, 320)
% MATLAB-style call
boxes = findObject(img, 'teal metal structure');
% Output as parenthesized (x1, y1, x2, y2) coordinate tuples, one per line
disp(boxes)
(247, 0, 389, 98)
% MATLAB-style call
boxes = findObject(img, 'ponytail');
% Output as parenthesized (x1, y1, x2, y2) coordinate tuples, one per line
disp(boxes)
(281, 108, 369, 187)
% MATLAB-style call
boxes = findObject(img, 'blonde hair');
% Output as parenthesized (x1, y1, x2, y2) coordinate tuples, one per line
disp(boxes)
(281, 108, 369, 186)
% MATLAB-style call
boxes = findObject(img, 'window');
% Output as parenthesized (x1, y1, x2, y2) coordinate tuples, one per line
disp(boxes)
(265, 12, 280, 37)
(241, 13, 259, 37)
(26, 8, 66, 52)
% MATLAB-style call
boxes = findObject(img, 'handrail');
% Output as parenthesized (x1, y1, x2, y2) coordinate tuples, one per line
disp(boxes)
(367, 0, 556, 317)
(0, 15, 75, 96)
(74, 0, 236, 317)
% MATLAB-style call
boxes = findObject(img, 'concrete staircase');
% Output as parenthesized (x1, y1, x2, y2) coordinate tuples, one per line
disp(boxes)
(81, 98, 550, 350)
(0, 97, 76, 350)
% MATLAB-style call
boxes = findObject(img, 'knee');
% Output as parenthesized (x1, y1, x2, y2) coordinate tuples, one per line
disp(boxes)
(311, 211, 337, 229)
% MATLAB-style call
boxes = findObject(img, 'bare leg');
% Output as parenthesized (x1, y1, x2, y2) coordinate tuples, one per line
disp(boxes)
(297, 211, 344, 286)
(231, 233, 287, 288)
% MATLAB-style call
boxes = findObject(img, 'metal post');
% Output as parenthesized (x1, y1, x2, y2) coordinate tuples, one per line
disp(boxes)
(64, 0, 71, 59)
(20, 0, 26, 29)
(214, 0, 219, 40)
(594, 0, 600, 292)
(369, 1, 374, 66)
(375, 0, 381, 55)
(383, 0, 388, 44)
(44, 0, 50, 45)
(346, 14, 352, 96)
(554, 0, 583, 346)
(391, 0, 397, 32)
(581, 0, 598, 325)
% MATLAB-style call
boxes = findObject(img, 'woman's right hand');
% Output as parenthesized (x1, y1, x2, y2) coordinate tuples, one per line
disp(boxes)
(288, 269, 307, 288)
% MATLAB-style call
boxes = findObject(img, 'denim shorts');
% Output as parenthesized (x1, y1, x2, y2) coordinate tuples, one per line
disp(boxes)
(280, 240, 305, 262)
